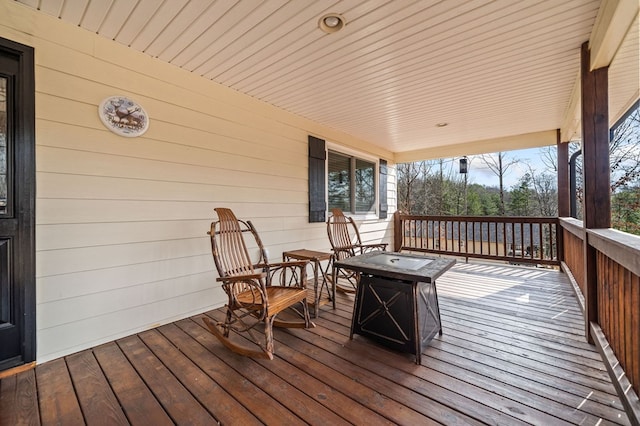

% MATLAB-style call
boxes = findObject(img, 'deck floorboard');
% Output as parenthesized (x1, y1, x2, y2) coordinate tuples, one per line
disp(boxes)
(0, 263, 632, 425)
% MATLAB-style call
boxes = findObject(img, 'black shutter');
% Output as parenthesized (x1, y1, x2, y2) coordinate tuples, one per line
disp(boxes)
(379, 159, 388, 219)
(308, 136, 326, 222)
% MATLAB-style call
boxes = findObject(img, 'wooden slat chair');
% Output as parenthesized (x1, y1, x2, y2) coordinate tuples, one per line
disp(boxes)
(203, 208, 314, 359)
(326, 208, 388, 292)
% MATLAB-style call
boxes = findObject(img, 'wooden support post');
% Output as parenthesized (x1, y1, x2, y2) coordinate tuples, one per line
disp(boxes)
(557, 130, 569, 264)
(393, 211, 403, 252)
(580, 41, 610, 343)
(557, 130, 570, 218)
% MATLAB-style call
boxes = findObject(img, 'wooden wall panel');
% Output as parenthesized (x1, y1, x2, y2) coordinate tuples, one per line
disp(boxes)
(563, 229, 585, 295)
(0, 4, 395, 363)
(596, 251, 640, 396)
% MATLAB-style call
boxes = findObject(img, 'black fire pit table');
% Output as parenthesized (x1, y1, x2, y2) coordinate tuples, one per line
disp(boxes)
(333, 252, 455, 364)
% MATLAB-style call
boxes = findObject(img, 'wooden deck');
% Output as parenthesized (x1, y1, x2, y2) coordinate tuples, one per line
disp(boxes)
(0, 263, 631, 425)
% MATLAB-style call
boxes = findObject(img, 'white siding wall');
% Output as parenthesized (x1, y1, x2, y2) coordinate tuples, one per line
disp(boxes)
(1, 1, 395, 363)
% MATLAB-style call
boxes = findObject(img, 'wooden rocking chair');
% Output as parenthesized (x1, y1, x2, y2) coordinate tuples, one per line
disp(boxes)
(203, 208, 314, 360)
(326, 208, 388, 292)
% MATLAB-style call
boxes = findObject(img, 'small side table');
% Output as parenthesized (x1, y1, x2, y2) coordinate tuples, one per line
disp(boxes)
(283, 249, 333, 318)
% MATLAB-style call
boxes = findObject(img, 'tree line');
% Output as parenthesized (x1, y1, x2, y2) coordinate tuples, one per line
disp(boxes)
(397, 157, 558, 218)
(397, 104, 640, 235)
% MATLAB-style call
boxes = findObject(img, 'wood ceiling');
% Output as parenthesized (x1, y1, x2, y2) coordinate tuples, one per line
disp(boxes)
(13, 0, 639, 158)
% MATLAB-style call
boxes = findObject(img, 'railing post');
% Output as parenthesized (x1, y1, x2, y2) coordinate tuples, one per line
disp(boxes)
(580, 41, 610, 343)
(393, 211, 403, 252)
(556, 219, 564, 263)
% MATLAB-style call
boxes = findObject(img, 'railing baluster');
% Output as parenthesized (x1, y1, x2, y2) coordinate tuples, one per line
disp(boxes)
(529, 223, 533, 260)
(480, 220, 484, 255)
(510, 222, 515, 259)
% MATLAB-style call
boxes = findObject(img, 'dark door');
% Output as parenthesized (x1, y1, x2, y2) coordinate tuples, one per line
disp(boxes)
(0, 37, 35, 371)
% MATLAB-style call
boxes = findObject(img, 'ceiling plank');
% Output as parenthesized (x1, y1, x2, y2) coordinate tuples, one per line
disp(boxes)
(80, 0, 113, 33)
(189, 0, 290, 75)
(129, 0, 189, 52)
(589, 0, 639, 70)
(170, 0, 259, 69)
(58, 0, 90, 26)
(143, 0, 214, 57)
(155, 0, 239, 62)
(113, 0, 163, 46)
(200, 1, 333, 80)
(38, 0, 64, 17)
(97, 0, 139, 40)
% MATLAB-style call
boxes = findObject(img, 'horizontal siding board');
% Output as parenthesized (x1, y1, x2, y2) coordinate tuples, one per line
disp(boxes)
(38, 272, 214, 329)
(36, 237, 209, 276)
(34, 110, 305, 180)
(37, 255, 214, 303)
(36, 199, 307, 224)
(36, 221, 213, 251)
(36, 172, 305, 204)
(35, 125, 305, 190)
(37, 289, 218, 363)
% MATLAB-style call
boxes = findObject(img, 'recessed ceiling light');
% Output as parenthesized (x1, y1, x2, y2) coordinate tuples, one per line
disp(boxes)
(436, 122, 449, 127)
(319, 13, 345, 33)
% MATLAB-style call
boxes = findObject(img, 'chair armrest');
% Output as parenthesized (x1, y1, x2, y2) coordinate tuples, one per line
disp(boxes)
(265, 260, 309, 269)
(330, 246, 356, 257)
(216, 272, 266, 282)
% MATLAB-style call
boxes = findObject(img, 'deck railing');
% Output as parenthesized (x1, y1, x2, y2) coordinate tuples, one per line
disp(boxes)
(393, 213, 560, 266)
(560, 218, 585, 295)
(558, 219, 640, 420)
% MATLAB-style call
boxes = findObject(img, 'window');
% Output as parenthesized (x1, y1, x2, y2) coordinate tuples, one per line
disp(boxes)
(308, 135, 386, 222)
(328, 150, 376, 214)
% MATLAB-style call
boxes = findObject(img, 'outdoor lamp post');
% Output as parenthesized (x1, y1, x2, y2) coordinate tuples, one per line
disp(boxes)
(458, 156, 470, 258)
(459, 156, 469, 215)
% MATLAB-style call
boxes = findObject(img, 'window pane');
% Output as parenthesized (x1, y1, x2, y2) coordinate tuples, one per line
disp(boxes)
(328, 151, 351, 211)
(0, 78, 6, 212)
(355, 158, 375, 212)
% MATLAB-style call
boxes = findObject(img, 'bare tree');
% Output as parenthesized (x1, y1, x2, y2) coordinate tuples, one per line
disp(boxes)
(480, 152, 519, 215)
(425, 159, 448, 215)
(526, 164, 558, 216)
(397, 161, 435, 213)
(610, 107, 640, 191)
(539, 145, 558, 172)
(397, 162, 421, 213)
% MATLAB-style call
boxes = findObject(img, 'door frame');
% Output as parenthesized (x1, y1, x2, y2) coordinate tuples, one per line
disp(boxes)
(0, 36, 36, 369)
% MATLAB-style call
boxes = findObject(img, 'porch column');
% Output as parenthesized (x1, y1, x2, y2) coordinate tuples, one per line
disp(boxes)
(580, 41, 610, 343)
(556, 130, 568, 263)
(557, 130, 570, 217)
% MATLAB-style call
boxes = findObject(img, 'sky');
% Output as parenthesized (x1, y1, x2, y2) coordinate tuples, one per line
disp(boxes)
(454, 147, 554, 189)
